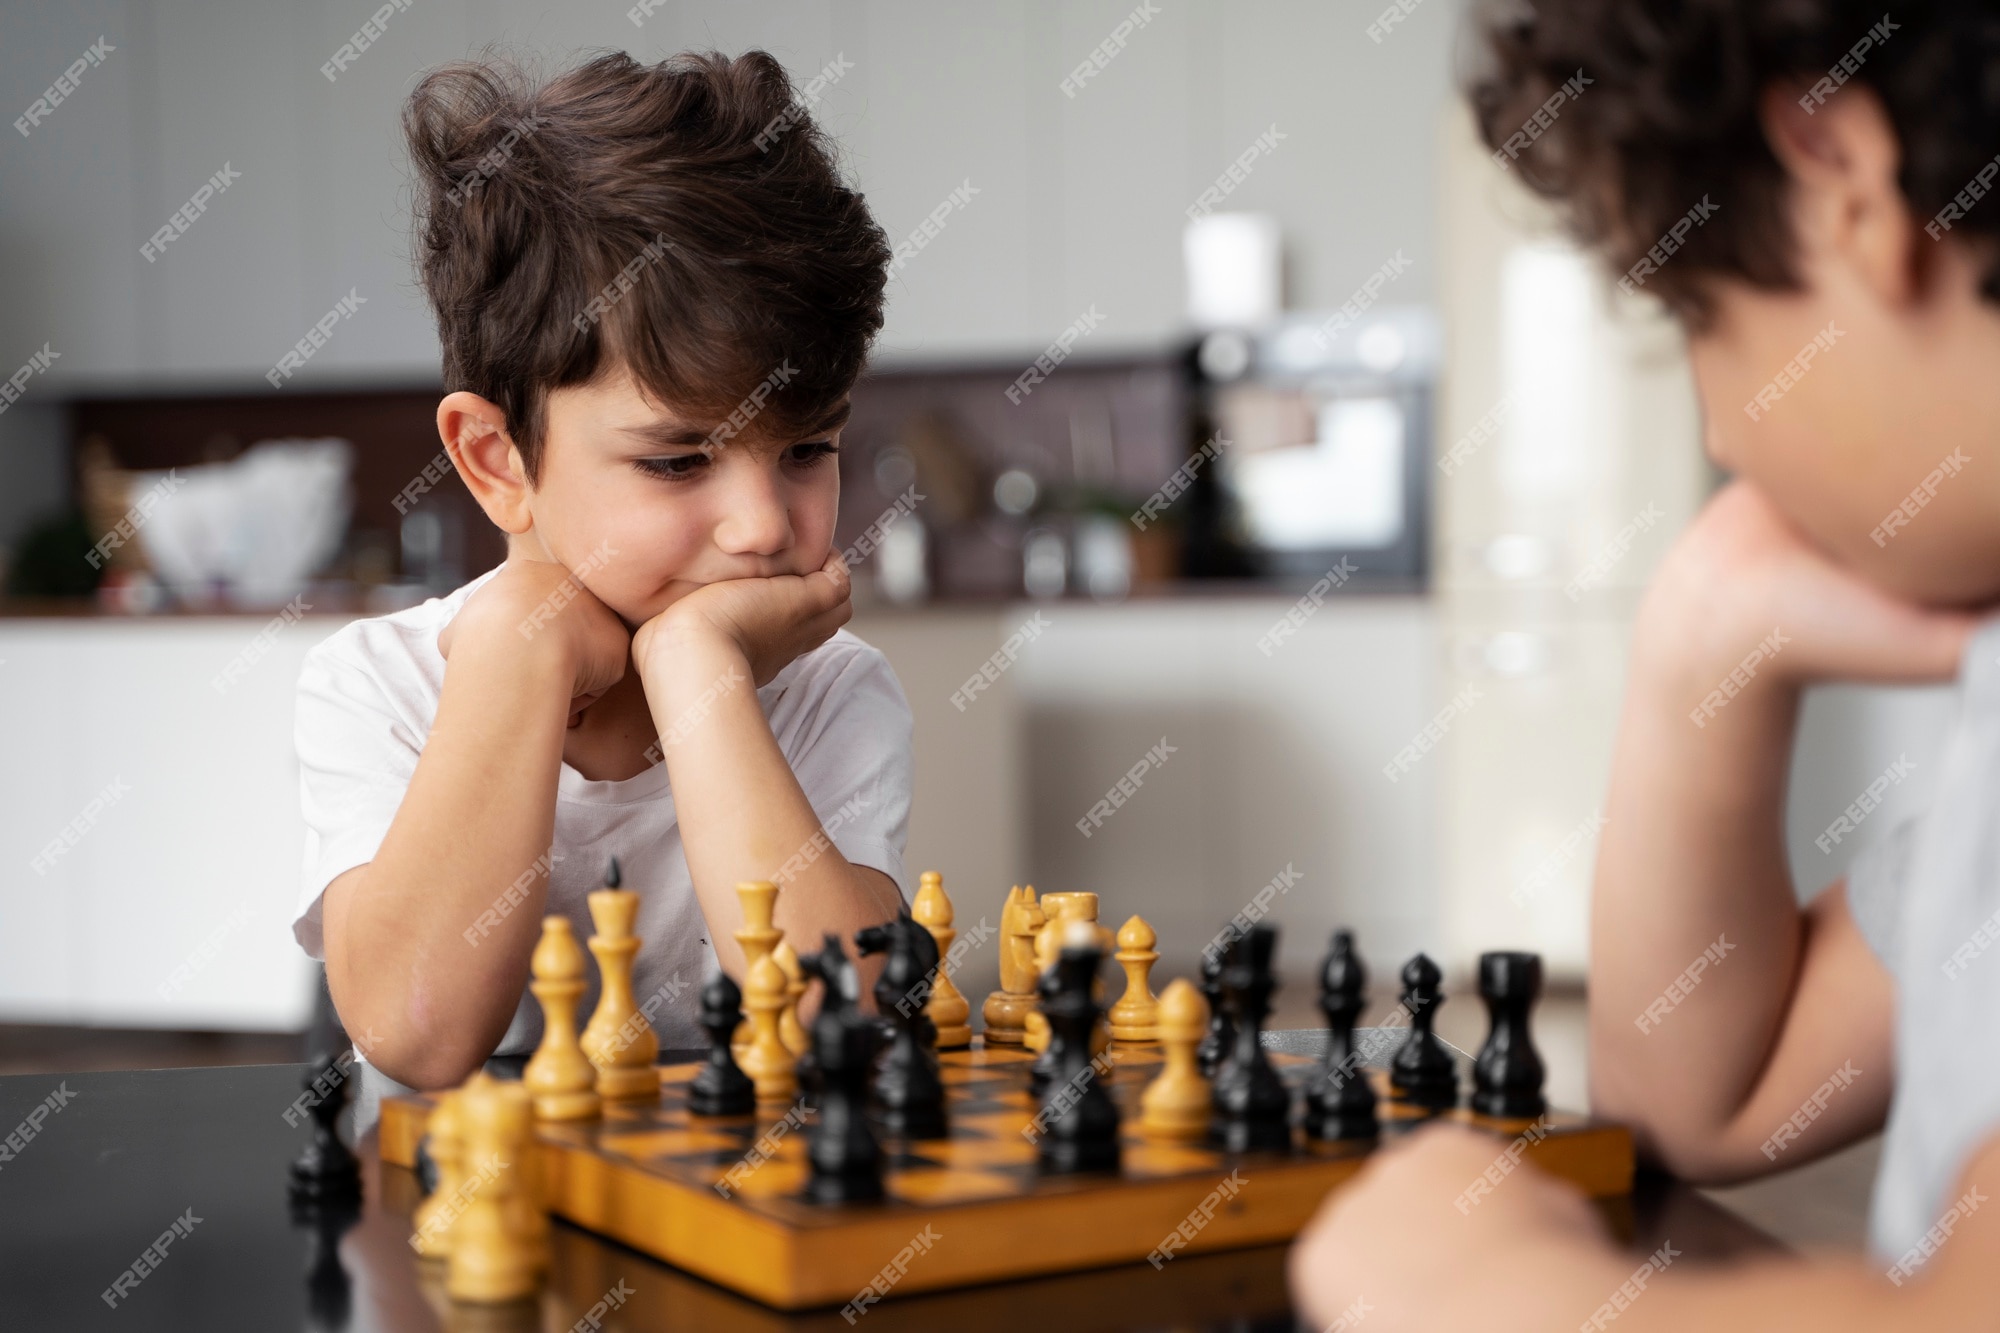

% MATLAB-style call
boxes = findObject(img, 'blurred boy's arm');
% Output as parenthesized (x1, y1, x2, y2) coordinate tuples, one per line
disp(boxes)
(1289, 1121, 2000, 1333)
(321, 560, 629, 1090)
(635, 554, 904, 993)
(1589, 482, 1972, 1180)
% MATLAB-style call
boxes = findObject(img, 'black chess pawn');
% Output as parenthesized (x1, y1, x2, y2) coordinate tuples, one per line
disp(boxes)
(856, 912, 947, 1140)
(1209, 924, 1292, 1153)
(290, 974, 361, 1207)
(800, 936, 886, 1205)
(1472, 951, 1547, 1119)
(1302, 930, 1378, 1141)
(1197, 942, 1235, 1079)
(289, 1053, 362, 1205)
(1388, 952, 1458, 1111)
(688, 972, 755, 1116)
(1035, 941, 1121, 1175)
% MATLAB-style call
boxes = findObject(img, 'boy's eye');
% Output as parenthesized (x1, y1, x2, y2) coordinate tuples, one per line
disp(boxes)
(634, 453, 711, 481)
(785, 440, 840, 467)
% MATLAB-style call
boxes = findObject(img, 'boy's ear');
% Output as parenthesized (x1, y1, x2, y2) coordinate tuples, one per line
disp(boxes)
(437, 391, 533, 535)
(1758, 82, 1920, 308)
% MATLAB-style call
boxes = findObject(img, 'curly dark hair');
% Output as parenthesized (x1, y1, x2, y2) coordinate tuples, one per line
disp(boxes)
(404, 50, 889, 478)
(1467, 1, 2000, 326)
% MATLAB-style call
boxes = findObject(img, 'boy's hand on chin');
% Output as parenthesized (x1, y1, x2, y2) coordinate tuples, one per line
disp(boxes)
(1641, 481, 1978, 691)
(437, 555, 632, 724)
(634, 552, 852, 688)
(1287, 1124, 1612, 1333)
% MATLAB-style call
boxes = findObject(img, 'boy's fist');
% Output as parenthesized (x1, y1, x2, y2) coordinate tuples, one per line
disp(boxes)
(1640, 481, 1976, 692)
(634, 552, 853, 688)
(438, 556, 631, 722)
(1288, 1124, 1609, 1333)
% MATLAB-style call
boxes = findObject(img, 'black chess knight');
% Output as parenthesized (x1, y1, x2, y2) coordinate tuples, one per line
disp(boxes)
(1303, 930, 1378, 1141)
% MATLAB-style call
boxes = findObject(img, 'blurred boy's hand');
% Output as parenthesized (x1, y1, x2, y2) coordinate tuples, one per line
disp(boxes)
(438, 555, 631, 724)
(1288, 1125, 1614, 1333)
(633, 552, 852, 688)
(1639, 481, 1976, 694)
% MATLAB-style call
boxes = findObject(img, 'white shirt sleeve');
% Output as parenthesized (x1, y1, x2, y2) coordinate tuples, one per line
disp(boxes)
(1845, 810, 1923, 972)
(775, 636, 915, 901)
(291, 634, 427, 959)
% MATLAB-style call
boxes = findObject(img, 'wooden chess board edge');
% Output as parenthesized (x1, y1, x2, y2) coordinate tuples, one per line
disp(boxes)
(379, 1097, 427, 1170)
(540, 1132, 806, 1301)
(384, 1093, 1366, 1307)
(381, 1091, 1628, 1310)
(579, 1147, 1379, 1308)
(1521, 1124, 1635, 1198)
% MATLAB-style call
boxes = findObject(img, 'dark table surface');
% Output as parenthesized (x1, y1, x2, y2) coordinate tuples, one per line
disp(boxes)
(0, 1053, 1788, 1333)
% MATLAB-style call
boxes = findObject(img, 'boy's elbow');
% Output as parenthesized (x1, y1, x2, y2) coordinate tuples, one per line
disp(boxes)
(1588, 1065, 1772, 1185)
(365, 1033, 488, 1093)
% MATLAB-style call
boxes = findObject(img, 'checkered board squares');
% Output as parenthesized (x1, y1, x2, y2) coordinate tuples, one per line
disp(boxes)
(379, 1041, 1632, 1310)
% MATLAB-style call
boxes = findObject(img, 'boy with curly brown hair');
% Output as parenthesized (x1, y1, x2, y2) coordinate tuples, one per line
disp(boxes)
(1294, 3, 2000, 1327)
(291, 51, 910, 1094)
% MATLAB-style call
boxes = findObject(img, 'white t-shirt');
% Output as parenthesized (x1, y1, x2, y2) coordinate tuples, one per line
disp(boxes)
(291, 568, 913, 1062)
(1847, 615, 2000, 1273)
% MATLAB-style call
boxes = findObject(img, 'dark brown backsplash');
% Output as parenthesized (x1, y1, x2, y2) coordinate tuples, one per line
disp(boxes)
(66, 352, 1199, 598)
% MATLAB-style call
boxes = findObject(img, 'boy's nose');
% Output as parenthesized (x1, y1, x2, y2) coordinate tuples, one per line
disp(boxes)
(711, 467, 794, 557)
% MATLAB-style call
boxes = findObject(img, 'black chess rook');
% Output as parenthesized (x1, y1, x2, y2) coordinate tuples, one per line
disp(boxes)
(1472, 950, 1548, 1119)
(1388, 952, 1458, 1111)
(1303, 929, 1378, 1142)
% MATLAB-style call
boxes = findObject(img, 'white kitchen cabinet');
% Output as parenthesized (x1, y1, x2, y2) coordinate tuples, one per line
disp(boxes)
(0, 615, 342, 1030)
(0, 606, 1031, 1031)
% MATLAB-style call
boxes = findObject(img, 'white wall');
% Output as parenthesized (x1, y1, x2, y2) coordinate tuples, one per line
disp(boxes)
(1013, 596, 1440, 983)
(0, 0, 1459, 391)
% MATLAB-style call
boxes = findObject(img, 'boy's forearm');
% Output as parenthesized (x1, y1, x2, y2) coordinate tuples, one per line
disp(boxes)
(644, 632, 903, 993)
(1590, 619, 1810, 1166)
(1520, 1241, 1935, 1333)
(325, 627, 572, 1088)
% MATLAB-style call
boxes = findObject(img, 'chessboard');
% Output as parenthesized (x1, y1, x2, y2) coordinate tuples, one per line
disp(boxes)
(379, 1039, 1632, 1311)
